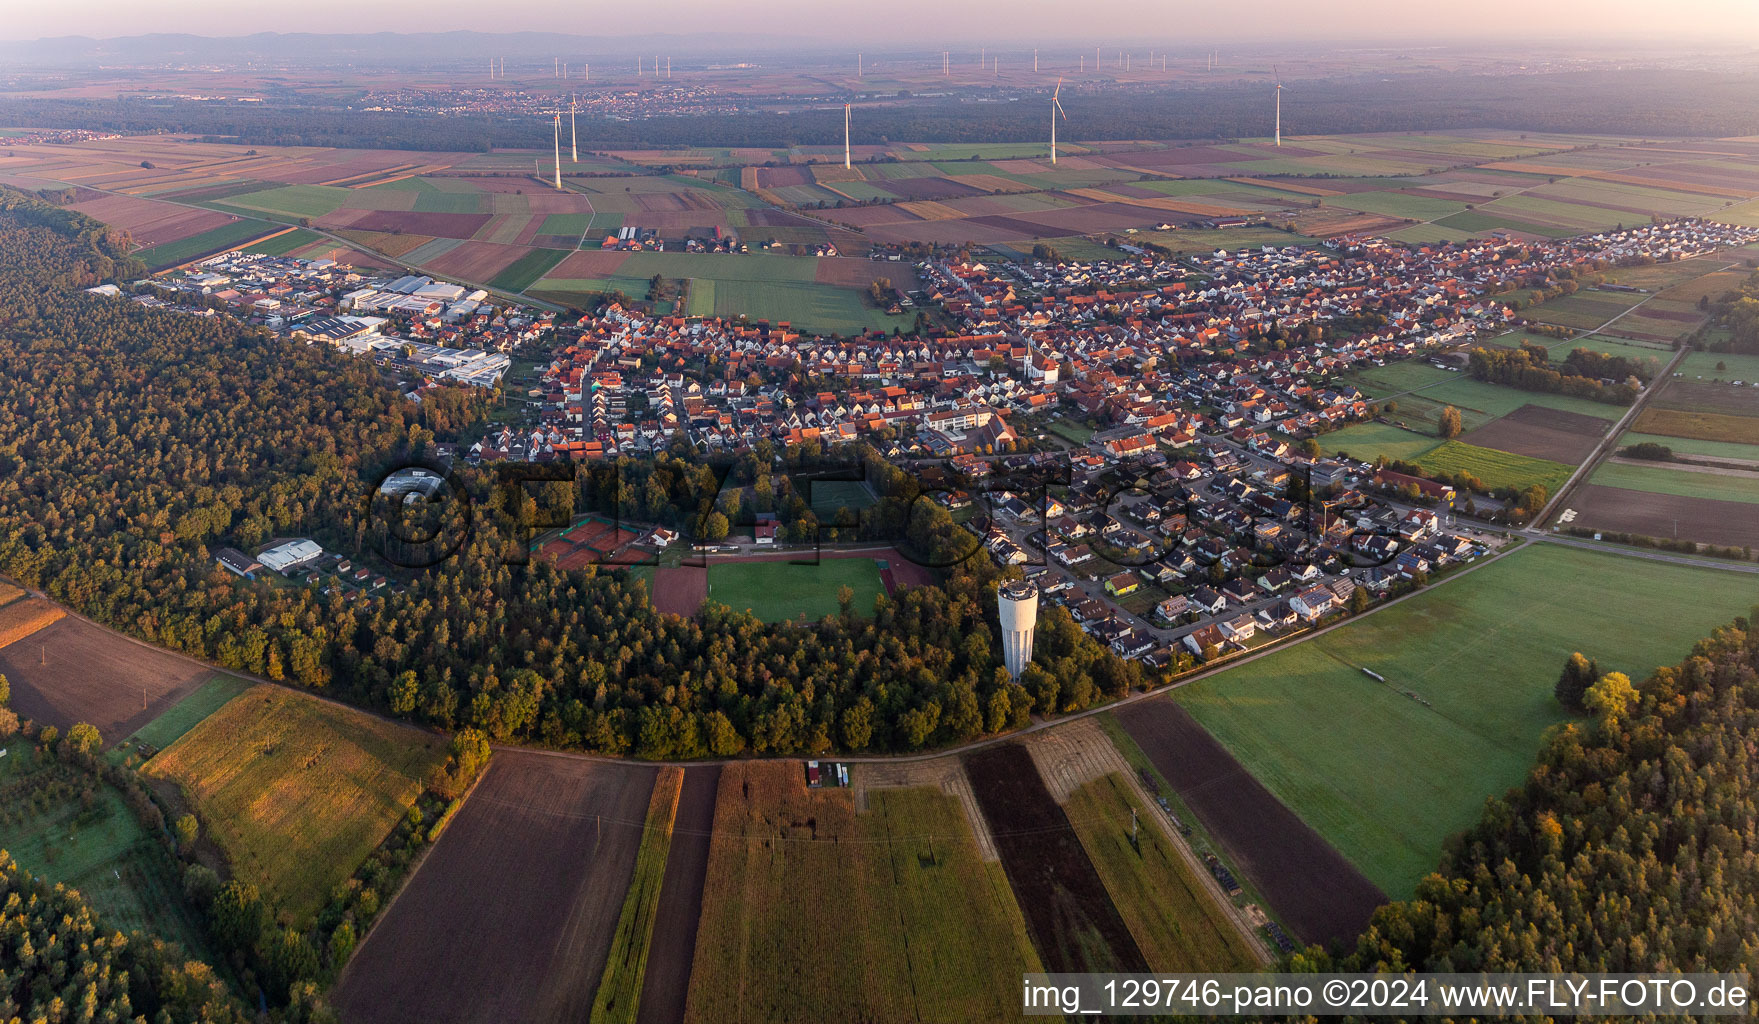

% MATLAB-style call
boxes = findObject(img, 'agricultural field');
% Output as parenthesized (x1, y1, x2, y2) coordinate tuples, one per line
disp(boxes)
(1564, 485, 1759, 549)
(118, 673, 253, 757)
(635, 766, 720, 1024)
(1460, 403, 1607, 464)
(1172, 543, 1759, 896)
(704, 557, 886, 623)
(685, 762, 1043, 1024)
(1111, 701, 1385, 948)
(1589, 460, 1759, 504)
(1618, 430, 1759, 462)
(0, 610, 212, 744)
(1630, 405, 1759, 446)
(592, 767, 683, 1024)
(334, 752, 657, 1024)
(133, 218, 277, 269)
(144, 684, 450, 923)
(0, 744, 212, 958)
(962, 743, 1145, 976)
(1414, 440, 1575, 494)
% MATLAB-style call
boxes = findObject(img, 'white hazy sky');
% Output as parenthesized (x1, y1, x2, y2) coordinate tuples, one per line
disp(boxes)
(6, 0, 1759, 44)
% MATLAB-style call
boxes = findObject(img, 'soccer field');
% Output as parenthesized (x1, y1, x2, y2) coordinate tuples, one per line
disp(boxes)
(1174, 543, 1759, 896)
(707, 558, 885, 623)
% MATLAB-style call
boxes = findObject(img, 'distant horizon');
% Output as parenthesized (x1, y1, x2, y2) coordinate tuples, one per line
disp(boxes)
(4, 2, 1759, 47)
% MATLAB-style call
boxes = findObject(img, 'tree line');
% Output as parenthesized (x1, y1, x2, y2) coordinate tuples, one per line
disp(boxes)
(1468, 342, 1641, 405)
(6, 69, 1759, 153)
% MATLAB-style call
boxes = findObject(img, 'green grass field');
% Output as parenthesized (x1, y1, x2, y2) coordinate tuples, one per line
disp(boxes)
(592, 767, 679, 1024)
(707, 558, 885, 623)
(1174, 543, 1759, 896)
(1319, 421, 1443, 463)
(686, 765, 1042, 1024)
(0, 745, 213, 957)
(136, 219, 275, 269)
(1590, 460, 1759, 504)
(1063, 774, 1259, 972)
(1618, 431, 1759, 463)
(1679, 351, 1759, 382)
(243, 228, 324, 257)
(144, 684, 449, 923)
(222, 184, 352, 219)
(122, 673, 253, 754)
(803, 480, 876, 517)
(1417, 440, 1574, 494)
(493, 248, 569, 292)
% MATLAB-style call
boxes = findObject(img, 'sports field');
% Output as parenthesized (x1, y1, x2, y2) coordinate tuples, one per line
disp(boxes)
(1174, 543, 1759, 896)
(144, 683, 450, 922)
(706, 557, 886, 622)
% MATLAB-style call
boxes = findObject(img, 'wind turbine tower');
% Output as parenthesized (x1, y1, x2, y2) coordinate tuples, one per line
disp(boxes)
(1274, 66, 1283, 146)
(552, 115, 563, 189)
(570, 97, 578, 162)
(1033, 48, 1038, 72)
(1050, 77, 1066, 164)
(667, 56, 672, 78)
(858, 53, 862, 77)
(844, 104, 852, 169)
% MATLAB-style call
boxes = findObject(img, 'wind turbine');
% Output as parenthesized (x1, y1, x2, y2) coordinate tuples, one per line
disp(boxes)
(1050, 77, 1067, 165)
(570, 96, 578, 162)
(844, 103, 852, 170)
(552, 115, 563, 189)
(1274, 66, 1283, 146)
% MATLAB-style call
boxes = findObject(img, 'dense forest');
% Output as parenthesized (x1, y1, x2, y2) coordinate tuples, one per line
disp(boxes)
(1303, 616, 1759, 978)
(0, 185, 1142, 762)
(4, 70, 1759, 152)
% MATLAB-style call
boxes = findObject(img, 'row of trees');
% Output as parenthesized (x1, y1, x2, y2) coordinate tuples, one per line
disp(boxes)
(1468, 342, 1641, 405)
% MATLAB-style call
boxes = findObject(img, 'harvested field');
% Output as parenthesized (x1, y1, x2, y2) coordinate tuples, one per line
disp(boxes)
(69, 194, 234, 247)
(685, 762, 1041, 1024)
(1655, 379, 1759, 417)
(333, 751, 656, 1024)
(1064, 774, 1262, 972)
(1632, 406, 1759, 446)
(347, 210, 493, 238)
(420, 240, 532, 282)
(635, 766, 719, 1024)
(0, 613, 211, 743)
(0, 581, 22, 607)
(963, 743, 1148, 975)
(1460, 403, 1607, 464)
(144, 684, 449, 923)
(1113, 700, 1385, 947)
(333, 229, 437, 259)
(0, 598, 65, 650)
(1568, 484, 1759, 548)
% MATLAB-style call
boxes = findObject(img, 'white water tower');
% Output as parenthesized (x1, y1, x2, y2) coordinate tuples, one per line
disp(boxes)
(997, 579, 1040, 680)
